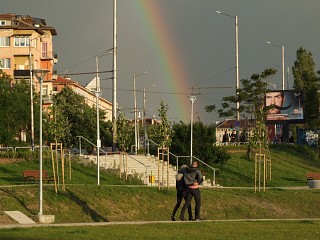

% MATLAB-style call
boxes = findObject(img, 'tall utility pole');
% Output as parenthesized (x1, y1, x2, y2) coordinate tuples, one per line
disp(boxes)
(29, 40, 35, 150)
(216, 11, 240, 140)
(133, 74, 137, 154)
(133, 71, 148, 154)
(143, 87, 147, 155)
(112, 0, 117, 150)
(267, 41, 285, 90)
(29, 33, 46, 150)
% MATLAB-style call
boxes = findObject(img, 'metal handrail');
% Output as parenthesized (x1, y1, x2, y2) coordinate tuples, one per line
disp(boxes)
(76, 135, 108, 155)
(15, 146, 32, 152)
(127, 154, 151, 184)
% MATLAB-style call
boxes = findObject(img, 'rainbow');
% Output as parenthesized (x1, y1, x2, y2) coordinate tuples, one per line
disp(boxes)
(134, 0, 190, 122)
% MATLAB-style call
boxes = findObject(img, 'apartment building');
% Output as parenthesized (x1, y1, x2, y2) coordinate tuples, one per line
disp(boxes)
(0, 13, 58, 106)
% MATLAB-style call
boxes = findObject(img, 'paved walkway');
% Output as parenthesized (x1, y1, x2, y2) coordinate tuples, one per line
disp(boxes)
(1, 218, 320, 229)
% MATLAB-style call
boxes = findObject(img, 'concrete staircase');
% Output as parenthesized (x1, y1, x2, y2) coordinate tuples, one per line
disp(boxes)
(84, 154, 216, 187)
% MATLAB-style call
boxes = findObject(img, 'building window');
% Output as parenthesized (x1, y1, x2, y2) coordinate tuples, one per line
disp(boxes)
(0, 58, 11, 69)
(0, 20, 6, 26)
(42, 85, 48, 96)
(14, 36, 30, 47)
(0, 37, 10, 47)
(42, 42, 48, 58)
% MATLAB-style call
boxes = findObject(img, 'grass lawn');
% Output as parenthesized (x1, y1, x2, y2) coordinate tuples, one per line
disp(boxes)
(1, 220, 320, 240)
(1, 144, 320, 240)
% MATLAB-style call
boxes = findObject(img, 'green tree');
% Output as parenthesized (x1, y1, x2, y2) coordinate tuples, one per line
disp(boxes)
(0, 70, 32, 145)
(170, 121, 229, 166)
(292, 47, 320, 128)
(44, 103, 71, 146)
(150, 100, 173, 149)
(44, 87, 109, 149)
(207, 69, 277, 158)
(116, 111, 133, 151)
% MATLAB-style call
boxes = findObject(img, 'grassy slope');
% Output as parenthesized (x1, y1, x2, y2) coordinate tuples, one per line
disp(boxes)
(214, 144, 320, 187)
(1, 145, 320, 224)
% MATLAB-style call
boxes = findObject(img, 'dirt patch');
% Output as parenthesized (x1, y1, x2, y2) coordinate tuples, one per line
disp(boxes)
(0, 158, 24, 164)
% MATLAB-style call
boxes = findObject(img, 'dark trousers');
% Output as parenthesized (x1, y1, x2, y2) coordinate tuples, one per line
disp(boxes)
(180, 188, 201, 220)
(172, 190, 192, 219)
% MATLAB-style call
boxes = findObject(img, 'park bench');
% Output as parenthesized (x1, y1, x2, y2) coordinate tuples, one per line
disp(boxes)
(306, 173, 320, 181)
(22, 170, 54, 183)
(306, 173, 320, 189)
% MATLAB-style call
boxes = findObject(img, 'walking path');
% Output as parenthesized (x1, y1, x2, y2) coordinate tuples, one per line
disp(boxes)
(1, 218, 320, 229)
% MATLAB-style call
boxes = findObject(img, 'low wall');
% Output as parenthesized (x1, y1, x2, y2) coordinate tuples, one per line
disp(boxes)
(308, 180, 320, 189)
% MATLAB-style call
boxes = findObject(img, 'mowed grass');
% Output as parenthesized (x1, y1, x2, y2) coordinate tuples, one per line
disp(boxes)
(214, 144, 320, 187)
(1, 186, 320, 224)
(1, 144, 320, 239)
(1, 220, 320, 240)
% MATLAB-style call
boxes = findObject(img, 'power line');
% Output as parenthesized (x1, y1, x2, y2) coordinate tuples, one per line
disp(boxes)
(100, 87, 190, 95)
(60, 48, 113, 74)
(60, 70, 113, 76)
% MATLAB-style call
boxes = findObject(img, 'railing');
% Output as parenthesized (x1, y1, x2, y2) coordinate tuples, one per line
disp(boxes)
(15, 146, 32, 152)
(76, 135, 97, 155)
(127, 154, 151, 184)
(0, 147, 14, 152)
(213, 142, 248, 146)
(146, 139, 219, 185)
(76, 135, 106, 162)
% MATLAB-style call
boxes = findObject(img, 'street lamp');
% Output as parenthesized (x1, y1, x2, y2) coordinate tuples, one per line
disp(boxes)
(112, 0, 117, 151)
(133, 71, 148, 154)
(95, 56, 102, 186)
(95, 50, 112, 186)
(216, 10, 240, 139)
(32, 68, 50, 216)
(266, 82, 276, 90)
(189, 95, 196, 165)
(142, 84, 156, 156)
(266, 41, 285, 90)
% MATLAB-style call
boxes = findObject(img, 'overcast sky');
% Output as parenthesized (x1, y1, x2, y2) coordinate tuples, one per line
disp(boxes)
(2, 0, 320, 124)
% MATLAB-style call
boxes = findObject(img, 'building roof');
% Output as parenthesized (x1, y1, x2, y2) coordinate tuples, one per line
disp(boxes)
(53, 76, 112, 105)
(0, 13, 57, 35)
(216, 119, 255, 129)
(54, 76, 75, 84)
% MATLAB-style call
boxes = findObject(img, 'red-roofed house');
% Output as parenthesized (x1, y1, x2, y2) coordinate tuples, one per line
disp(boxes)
(215, 119, 255, 144)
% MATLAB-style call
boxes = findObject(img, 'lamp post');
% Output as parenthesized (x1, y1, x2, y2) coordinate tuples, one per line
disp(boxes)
(95, 56, 101, 186)
(216, 10, 240, 139)
(112, 0, 117, 151)
(267, 41, 285, 90)
(94, 50, 112, 185)
(189, 95, 196, 165)
(142, 85, 155, 156)
(266, 82, 276, 90)
(32, 69, 50, 216)
(143, 87, 147, 155)
(133, 71, 148, 154)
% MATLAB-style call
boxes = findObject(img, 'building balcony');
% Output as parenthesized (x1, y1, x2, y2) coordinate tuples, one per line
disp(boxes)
(41, 51, 55, 60)
(14, 69, 30, 77)
(43, 95, 54, 104)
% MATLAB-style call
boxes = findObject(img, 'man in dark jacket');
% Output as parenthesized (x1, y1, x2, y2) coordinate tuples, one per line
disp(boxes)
(171, 164, 193, 221)
(179, 161, 203, 221)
